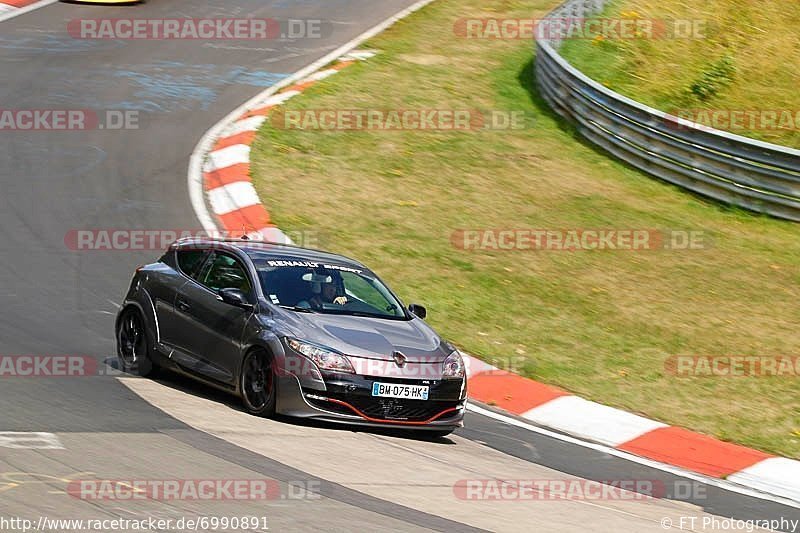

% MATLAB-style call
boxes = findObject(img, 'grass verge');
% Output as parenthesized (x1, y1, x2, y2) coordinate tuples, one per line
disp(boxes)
(250, 0, 800, 457)
(558, 0, 800, 147)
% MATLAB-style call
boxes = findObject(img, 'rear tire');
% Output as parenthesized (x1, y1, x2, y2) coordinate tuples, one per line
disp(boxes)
(116, 308, 155, 377)
(240, 350, 277, 417)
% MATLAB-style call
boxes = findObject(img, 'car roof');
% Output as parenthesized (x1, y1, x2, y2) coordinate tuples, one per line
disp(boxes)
(172, 238, 371, 273)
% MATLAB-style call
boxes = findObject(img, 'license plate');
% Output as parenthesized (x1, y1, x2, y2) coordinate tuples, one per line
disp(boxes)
(371, 382, 429, 400)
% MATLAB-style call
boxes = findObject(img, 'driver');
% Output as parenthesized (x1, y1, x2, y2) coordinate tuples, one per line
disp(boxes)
(314, 280, 348, 307)
(297, 270, 347, 309)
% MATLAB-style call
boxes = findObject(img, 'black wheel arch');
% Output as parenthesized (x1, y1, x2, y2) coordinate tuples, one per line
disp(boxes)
(116, 292, 159, 348)
(236, 342, 280, 397)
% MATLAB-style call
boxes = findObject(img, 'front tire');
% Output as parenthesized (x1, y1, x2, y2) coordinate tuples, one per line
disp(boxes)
(240, 350, 276, 417)
(116, 308, 154, 377)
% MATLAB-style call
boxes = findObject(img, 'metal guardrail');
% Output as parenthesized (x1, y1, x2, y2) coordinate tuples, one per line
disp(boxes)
(534, 0, 800, 221)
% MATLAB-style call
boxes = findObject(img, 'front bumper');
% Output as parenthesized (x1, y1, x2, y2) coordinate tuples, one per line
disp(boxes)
(276, 372, 466, 429)
(64, 0, 140, 4)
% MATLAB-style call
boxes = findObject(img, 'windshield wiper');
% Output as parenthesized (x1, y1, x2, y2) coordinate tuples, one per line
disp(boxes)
(279, 305, 317, 313)
(326, 310, 405, 320)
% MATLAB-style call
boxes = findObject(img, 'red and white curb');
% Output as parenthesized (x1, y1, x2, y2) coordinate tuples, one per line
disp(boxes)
(463, 356, 800, 503)
(187, 0, 799, 508)
(201, 57, 362, 242)
(0, 0, 32, 14)
(0, 0, 56, 22)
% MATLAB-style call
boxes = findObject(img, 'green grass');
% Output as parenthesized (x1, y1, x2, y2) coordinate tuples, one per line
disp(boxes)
(250, 0, 800, 457)
(559, 0, 800, 147)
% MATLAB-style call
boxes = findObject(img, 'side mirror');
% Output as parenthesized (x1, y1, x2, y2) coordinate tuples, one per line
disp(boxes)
(218, 288, 253, 310)
(408, 303, 427, 319)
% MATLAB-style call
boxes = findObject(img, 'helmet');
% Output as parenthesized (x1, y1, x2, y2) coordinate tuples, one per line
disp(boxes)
(303, 268, 343, 295)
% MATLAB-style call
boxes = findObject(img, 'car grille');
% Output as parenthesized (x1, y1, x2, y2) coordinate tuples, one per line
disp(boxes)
(308, 393, 459, 422)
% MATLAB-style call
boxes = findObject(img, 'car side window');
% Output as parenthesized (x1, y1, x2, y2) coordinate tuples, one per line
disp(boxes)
(176, 249, 208, 280)
(200, 253, 252, 293)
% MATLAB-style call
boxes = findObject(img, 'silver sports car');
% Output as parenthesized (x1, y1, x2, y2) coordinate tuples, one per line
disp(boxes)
(116, 238, 467, 436)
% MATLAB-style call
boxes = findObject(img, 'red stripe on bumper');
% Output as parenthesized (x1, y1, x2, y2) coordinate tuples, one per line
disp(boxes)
(325, 398, 459, 426)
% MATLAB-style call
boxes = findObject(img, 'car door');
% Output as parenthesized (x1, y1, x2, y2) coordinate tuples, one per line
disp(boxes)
(155, 247, 210, 352)
(171, 251, 255, 386)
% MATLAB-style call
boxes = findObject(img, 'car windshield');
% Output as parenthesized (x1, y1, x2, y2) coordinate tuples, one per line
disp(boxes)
(255, 262, 407, 320)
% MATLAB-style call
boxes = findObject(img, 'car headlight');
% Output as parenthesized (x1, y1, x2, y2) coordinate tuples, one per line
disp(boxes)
(286, 338, 355, 374)
(442, 350, 465, 380)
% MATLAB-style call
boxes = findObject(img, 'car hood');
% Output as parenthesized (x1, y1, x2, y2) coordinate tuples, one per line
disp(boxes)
(280, 312, 450, 362)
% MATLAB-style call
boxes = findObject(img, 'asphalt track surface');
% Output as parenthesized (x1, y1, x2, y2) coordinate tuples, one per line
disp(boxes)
(0, 1, 798, 531)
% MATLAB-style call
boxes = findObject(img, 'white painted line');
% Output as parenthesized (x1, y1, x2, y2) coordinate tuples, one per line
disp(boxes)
(341, 50, 378, 61)
(0, 5, 15, 15)
(248, 226, 293, 244)
(463, 354, 499, 378)
(521, 395, 668, 447)
(255, 90, 301, 109)
(208, 181, 260, 215)
(0, 432, 63, 449)
(222, 116, 267, 137)
(188, 0, 439, 235)
(0, 0, 57, 24)
(302, 69, 339, 83)
(203, 144, 251, 173)
(727, 458, 800, 503)
(467, 403, 800, 508)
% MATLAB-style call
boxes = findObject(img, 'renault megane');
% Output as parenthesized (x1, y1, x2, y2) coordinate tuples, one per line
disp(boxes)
(116, 238, 467, 436)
